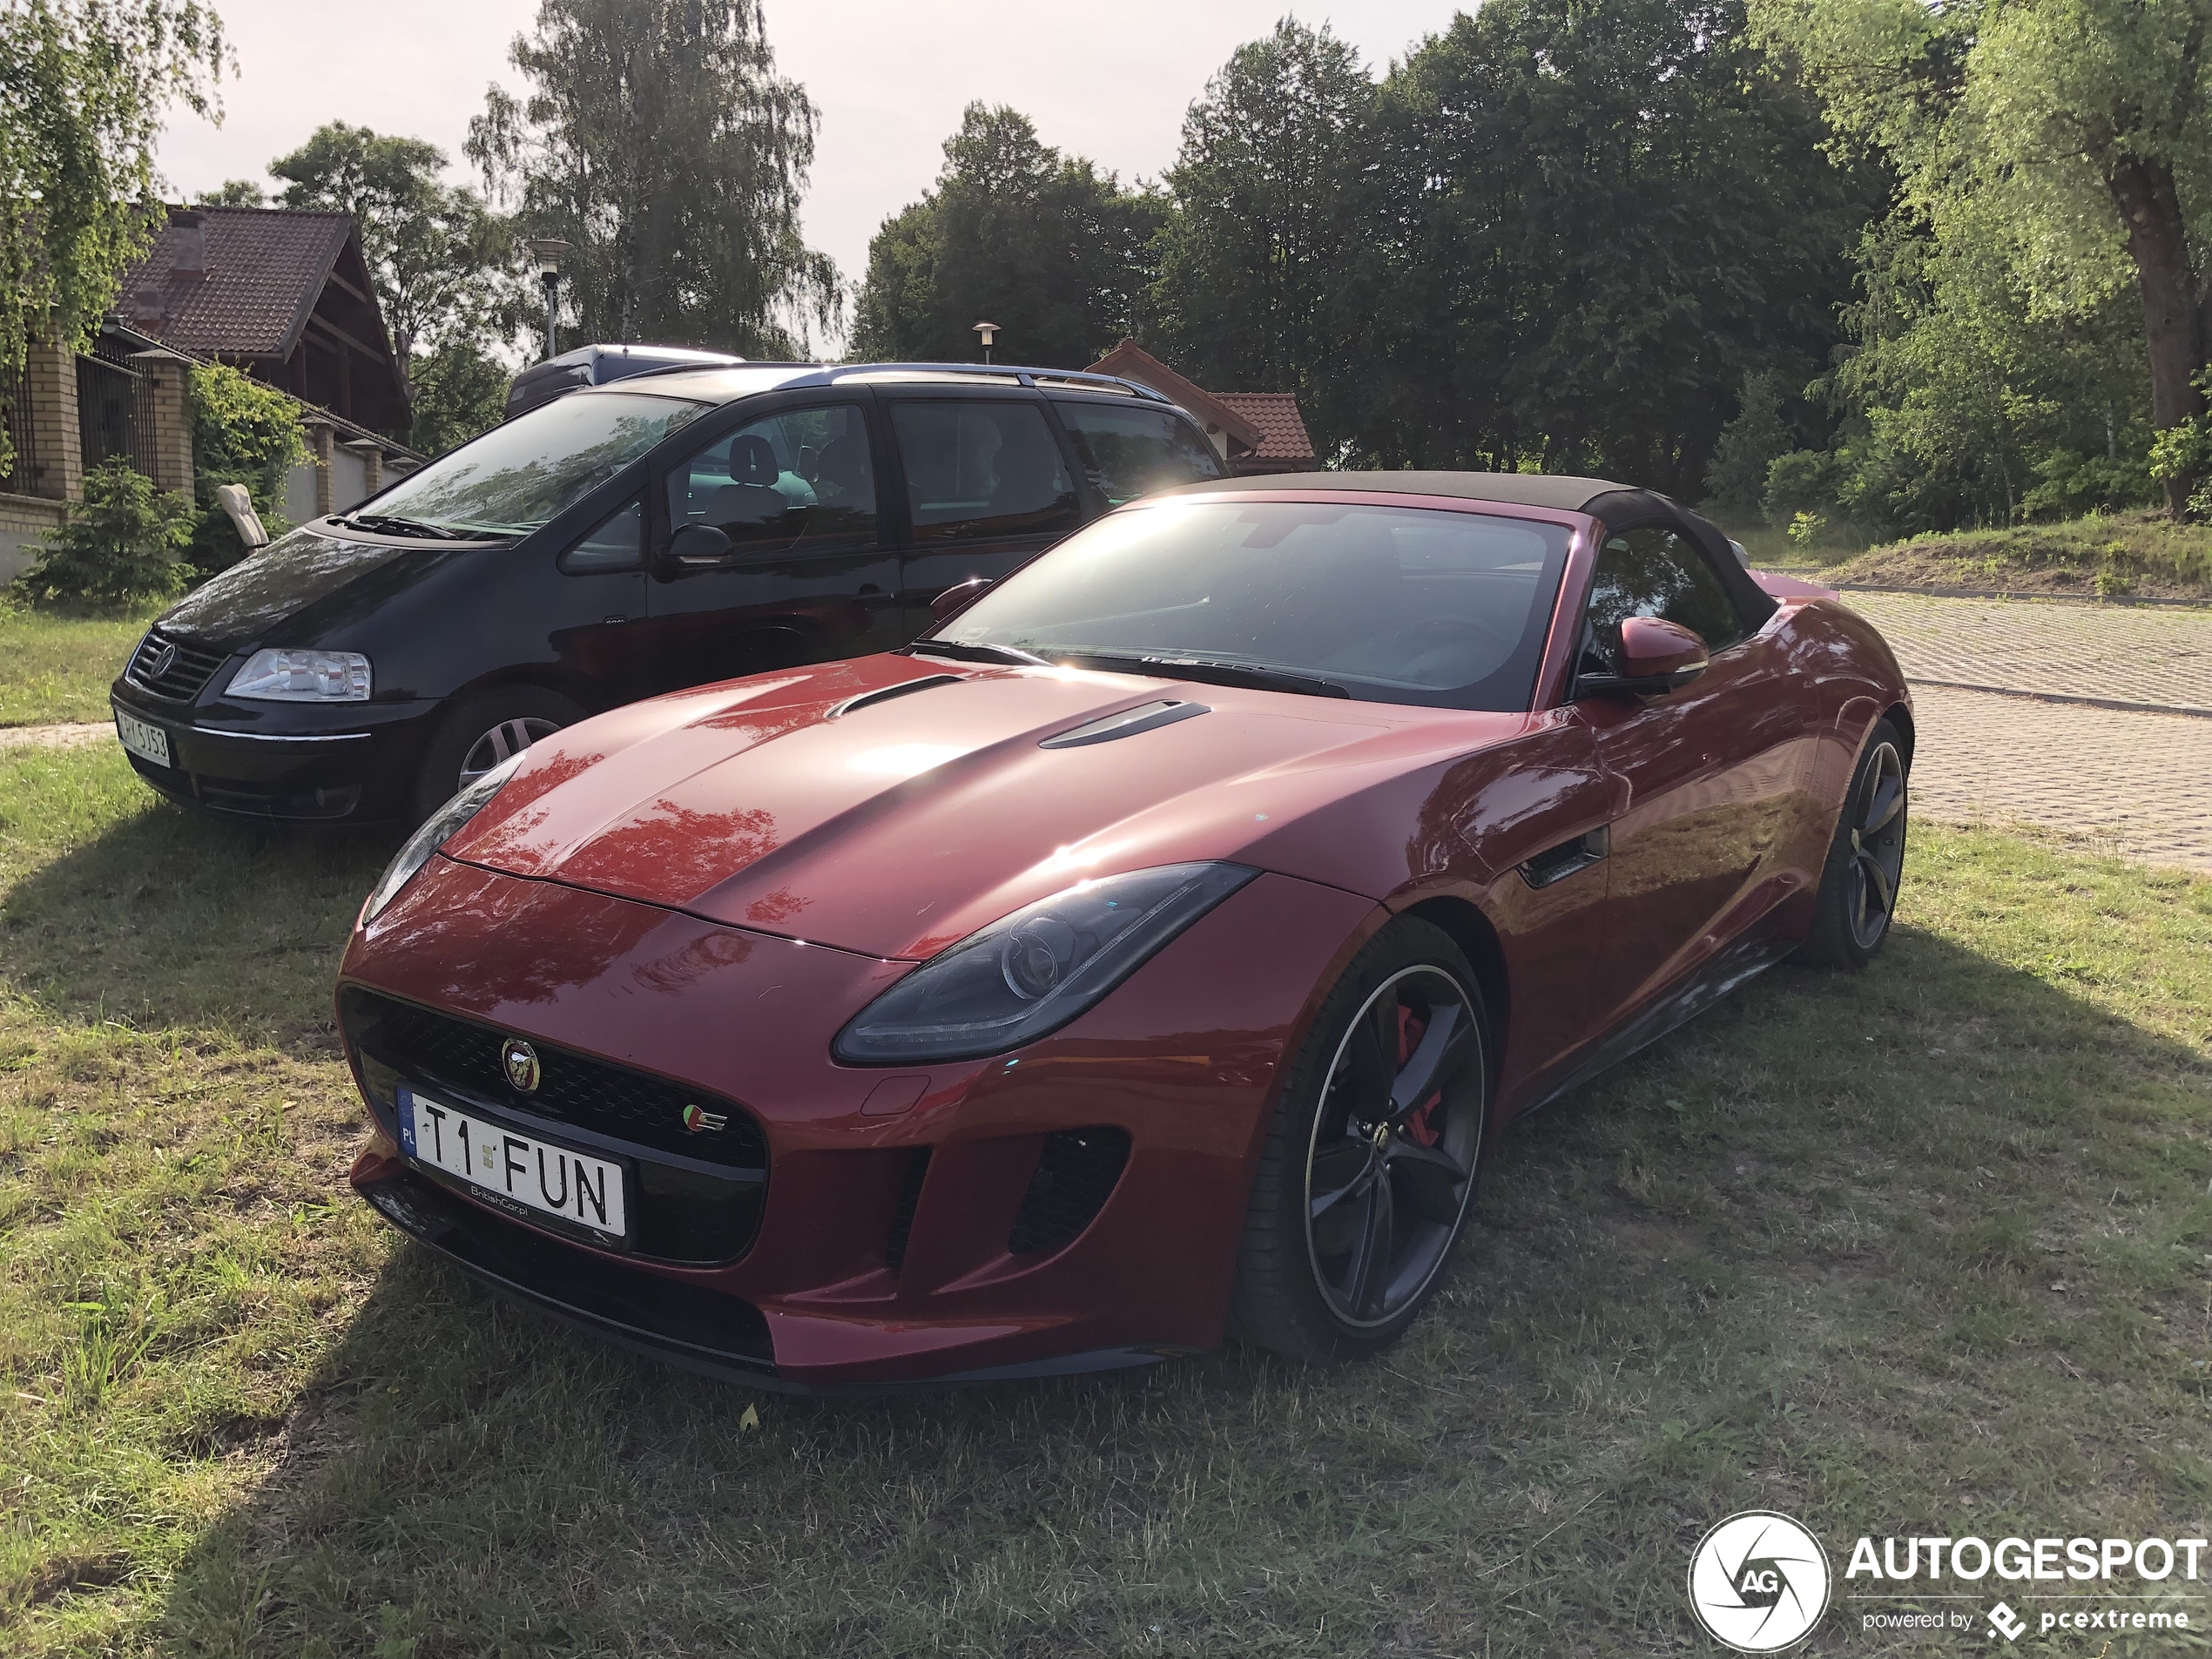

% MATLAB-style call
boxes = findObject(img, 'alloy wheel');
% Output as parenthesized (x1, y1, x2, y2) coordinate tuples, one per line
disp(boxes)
(1303, 964, 1486, 1329)
(1845, 741, 1907, 950)
(458, 716, 562, 791)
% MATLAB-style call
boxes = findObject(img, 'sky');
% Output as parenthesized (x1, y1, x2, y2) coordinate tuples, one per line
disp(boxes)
(155, 0, 1460, 308)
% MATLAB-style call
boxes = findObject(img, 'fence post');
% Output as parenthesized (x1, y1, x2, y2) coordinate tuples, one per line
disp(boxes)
(22, 332, 83, 502)
(127, 349, 196, 495)
(306, 418, 335, 516)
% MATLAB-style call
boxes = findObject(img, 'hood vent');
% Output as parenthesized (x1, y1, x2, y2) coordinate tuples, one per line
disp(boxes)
(1040, 699, 1210, 750)
(827, 674, 961, 720)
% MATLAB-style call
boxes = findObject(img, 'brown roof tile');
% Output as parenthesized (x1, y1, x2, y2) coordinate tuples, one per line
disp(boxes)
(1216, 392, 1313, 462)
(118, 206, 356, 359)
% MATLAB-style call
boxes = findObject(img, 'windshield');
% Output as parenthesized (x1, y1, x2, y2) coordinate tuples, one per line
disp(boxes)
(362, 391, 711, 536)
(934, 498, 1575, 711)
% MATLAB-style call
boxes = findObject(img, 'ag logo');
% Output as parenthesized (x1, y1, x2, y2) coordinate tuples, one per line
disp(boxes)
(1687, 1511, 1831, 1652)
(501, 1038, 541, 1094)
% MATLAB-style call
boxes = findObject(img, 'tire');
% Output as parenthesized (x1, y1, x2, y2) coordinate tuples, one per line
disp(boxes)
(409, 686, 585, 823)
(1798, 718, 1909, 969)
(1230, 918, 1492, 1365)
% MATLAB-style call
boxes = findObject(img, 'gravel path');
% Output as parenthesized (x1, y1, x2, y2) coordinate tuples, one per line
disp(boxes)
(0, 721, 113, 751)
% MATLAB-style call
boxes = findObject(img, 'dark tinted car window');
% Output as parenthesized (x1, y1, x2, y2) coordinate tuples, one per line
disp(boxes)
(1581, 525, 1746, 671)
(937, 499, 1574, 711)
(890, 401, 1080, 543)
(559, 498, 644, 572)
(1051, 401, 1224, 505)
(667, 404, 876, 554)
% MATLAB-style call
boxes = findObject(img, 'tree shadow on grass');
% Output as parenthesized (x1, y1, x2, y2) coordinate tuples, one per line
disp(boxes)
(134, 918, 2212, 1657)
(0, 788, 393, 1045)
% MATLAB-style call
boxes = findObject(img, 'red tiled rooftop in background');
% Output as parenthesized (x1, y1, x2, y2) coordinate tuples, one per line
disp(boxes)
(1217, 392, 1314, 462)
(120, 208, 355, 359)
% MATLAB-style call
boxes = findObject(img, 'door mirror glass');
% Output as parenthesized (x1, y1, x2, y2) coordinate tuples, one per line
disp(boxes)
(666, 403, 876, 558)
(890, 401, 1080, 543)
(558, 498, 644, 573)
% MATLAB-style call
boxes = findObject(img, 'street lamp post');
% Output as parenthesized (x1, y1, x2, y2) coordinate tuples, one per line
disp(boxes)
(973, 320, 999, 364)
(530, 238, 572, 360)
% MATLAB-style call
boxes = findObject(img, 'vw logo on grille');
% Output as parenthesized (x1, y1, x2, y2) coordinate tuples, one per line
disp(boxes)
(501, 1038, 542, 1093)
(145, 641, 179, 678)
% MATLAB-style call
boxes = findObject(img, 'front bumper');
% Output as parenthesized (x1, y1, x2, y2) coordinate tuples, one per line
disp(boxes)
(110, 674, 437, 823)
(337, 853, 1379, 1388)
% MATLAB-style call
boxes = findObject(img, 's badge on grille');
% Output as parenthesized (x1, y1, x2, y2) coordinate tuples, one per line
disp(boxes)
(681, 1103, 727, 1134)
(502, 1038, 541, 1093)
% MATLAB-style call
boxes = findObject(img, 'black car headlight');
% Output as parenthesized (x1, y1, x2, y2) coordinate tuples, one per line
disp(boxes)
(361, 751, 527, 924)
(833, 862, 1260, 1064)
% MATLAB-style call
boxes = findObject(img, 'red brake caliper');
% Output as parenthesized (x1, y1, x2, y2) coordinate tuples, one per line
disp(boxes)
(1396, 1007, 1444, 1147)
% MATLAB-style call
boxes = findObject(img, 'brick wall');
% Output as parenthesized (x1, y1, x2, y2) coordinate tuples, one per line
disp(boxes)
(20, 335, 82, 502)
(0, 492, 67, 586)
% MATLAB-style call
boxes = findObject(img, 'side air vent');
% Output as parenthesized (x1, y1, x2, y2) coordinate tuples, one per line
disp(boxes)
(829, 675, 961, 719)
(885, 1148, 931, 1271)
(1040, 700, 1209, 750)
(1008, 1128, 1130, 1255)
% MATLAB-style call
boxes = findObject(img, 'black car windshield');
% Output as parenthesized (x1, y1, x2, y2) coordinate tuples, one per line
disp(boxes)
(362, 391, 711, 536)
(932, 498, 1575, 711)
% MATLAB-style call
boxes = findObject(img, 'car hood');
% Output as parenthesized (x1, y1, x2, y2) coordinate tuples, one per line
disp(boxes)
(156, 525, 462, 650)
(447, 656, 1533, 960)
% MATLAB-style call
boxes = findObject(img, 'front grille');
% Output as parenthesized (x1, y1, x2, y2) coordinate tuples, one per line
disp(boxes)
(341, 988, 767, 1171)
(125, 628, 228, 703)
(1008, 1129, 1129, 1256)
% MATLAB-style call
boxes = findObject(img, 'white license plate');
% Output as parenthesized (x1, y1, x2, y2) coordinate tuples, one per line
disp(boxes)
(113, 705, 171, 768)
(398, 1083, 628, 1241)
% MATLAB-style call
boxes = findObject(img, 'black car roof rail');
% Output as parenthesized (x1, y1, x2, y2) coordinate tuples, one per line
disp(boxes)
(599, 359, 1171, 403)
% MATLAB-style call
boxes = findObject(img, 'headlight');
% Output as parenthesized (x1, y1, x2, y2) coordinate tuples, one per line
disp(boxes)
(361, 751, 526, 925)
(226, 648, 372, 701)
(833, 862, 1259, 1064)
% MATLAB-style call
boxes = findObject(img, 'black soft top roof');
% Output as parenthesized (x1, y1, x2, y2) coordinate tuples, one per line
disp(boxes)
(1175, 470, 1627, 511)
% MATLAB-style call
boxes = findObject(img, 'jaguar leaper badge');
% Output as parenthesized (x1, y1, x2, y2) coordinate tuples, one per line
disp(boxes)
(502, 1038, 541, 1093)
(681, 1103, 727, 1134)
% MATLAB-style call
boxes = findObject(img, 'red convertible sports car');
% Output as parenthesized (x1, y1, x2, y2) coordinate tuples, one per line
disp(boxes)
(337, 472, 1911, 1389)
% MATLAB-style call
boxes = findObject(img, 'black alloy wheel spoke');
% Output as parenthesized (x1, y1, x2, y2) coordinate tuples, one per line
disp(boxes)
(1338, 1010, 1395, 1122)
(1342, 1176, 1396, 1319)
(1309, 1139, 1381, 1221)
(1389, 1003, 1474, 1123)
(1386, 1137, 1469, 1225)
(1858, 848, 1896, 917)
(1863, 767, 1904, 836)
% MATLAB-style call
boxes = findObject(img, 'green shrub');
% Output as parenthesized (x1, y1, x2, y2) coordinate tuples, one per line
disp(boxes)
(188, 362, 306, 572)
(13, 460, 198, 608)
(1762, 449, 1845, 525)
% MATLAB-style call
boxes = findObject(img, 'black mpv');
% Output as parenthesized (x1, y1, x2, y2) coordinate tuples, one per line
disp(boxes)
(109, 361, 1224, 825)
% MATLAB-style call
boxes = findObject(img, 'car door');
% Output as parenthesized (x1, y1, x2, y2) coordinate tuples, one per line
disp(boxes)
(1575, 520, 1811, 1027)
(884, 392, 1085, 637)
(550, 494, 653, 706)
(642, 395, 900, 692)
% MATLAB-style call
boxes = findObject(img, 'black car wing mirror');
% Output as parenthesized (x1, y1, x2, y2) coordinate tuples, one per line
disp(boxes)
(665, 523, 734, 568)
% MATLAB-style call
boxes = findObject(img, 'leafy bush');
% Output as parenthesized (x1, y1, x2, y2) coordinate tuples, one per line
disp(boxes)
(1703, 372, 1796, 517)
(13, 460, 197, 607)
(1761, 450, 1845, 525)
(188, 363, 306, 572)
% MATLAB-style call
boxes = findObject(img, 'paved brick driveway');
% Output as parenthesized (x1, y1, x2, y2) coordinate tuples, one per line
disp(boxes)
(1842, 592, 2212, 873)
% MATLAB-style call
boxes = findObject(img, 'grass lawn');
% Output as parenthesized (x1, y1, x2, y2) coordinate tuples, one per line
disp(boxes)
(3, 744, 2210, 1656)
(0, 602, 163, 728)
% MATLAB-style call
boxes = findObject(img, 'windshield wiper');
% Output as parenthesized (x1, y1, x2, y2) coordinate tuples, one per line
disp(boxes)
(337, 513, 478, 541)
(1049, 651, 1352, 699)
(907, 639, 1050, 666)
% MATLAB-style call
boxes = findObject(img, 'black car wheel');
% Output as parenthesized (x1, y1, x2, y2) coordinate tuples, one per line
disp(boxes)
(1800, 718, 1909, 968)
(1231, 918, 1490, 1364)
(410, 687, 584, 822)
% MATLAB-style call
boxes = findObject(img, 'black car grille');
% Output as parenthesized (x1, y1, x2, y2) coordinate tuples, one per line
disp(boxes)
(341, 988, 767, 1171)
(1008, 1128, 1129, 1256)
(125, 628, 229, 703)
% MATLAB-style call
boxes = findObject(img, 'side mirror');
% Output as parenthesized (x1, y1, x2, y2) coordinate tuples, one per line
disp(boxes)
(1578, 617, 1710, 698)
(931, 577, 993, 621)
(665, 523, 733, 568)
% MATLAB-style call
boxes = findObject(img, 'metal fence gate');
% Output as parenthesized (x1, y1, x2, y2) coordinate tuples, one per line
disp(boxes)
(76, 337, 158, 480)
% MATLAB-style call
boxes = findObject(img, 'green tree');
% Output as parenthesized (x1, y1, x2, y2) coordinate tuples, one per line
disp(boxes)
(271, 122, 523, 373)
(13, 457, 197, 607)
(186, 361, 304, 570)
(466, 0, 836, 357)
(1750, 0, 2212, 513)
(1151, 21, 1372, 448)
(195, 177, 264, 206)
(0, 0, 228, 471)
(851, 104, 1161, 367)
(405, 337, 512, 455)
(1342, 0, 1871, 494)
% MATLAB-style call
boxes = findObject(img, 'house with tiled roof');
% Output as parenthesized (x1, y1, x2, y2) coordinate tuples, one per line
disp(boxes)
(1084, 340, 1316, 475)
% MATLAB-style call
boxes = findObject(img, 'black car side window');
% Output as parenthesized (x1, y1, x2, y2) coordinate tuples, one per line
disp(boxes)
(1580, 524, 1746, 673)
(558, 498, 644, 573)
(889, 401, 1081, 543)
(1050, 400, 1224, 505)
(665, 403, 877, 556)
